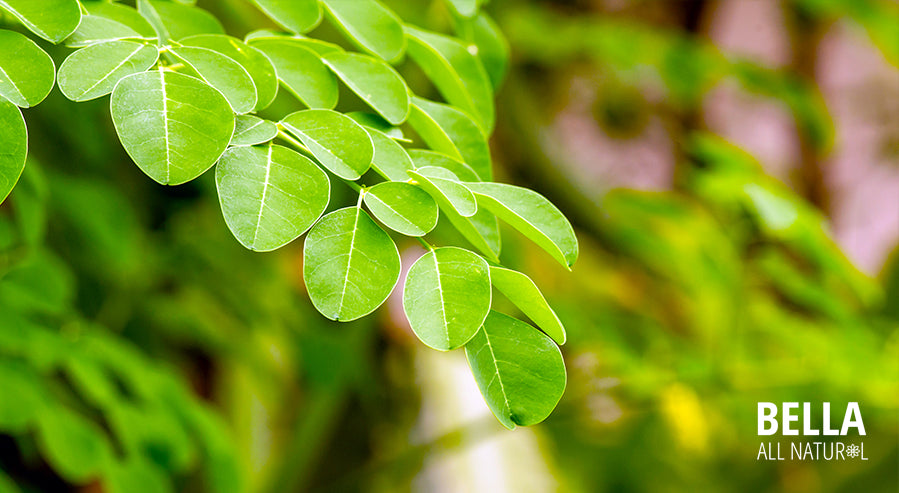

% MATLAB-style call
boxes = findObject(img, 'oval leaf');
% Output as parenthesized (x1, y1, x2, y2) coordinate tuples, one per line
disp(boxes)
(58, 41, 159, 102)
(36, 407, 112, 483)
(170, 46, 257, 114)
(367, 128, 413, 181)
(216, 144, 329, 251)
(364, 182, 438, 237)
(408, 167, 476, 217)
(465, 311, 566, 429)
(464, 182, 578, 269)
(231, 115, 278, 146)
(251, 0, 322, 34)
(348, 111, 406, 141)
(138, 0, 223, 42)
(304, 207, 401, 321)
(249, 38, 338, 109)
(0, 99, 26, 204)
(110, 70, 235, 185)
(321, 0, 405, 61)
(403, 247, 491, 351)
(322, 51, 410, 125)
(0, 30, 56, 108)
(405, 25, 494, 133)
(408, 97, 492, 181)
(65, 16, 144, 47)
(280, 109, 373, 180)
(408, 149, 479, 181)
(0, 0, 80, 44)
(83, 1, 156, 38)
(181, 34, 279, 111)
(489, 266, 566, 344)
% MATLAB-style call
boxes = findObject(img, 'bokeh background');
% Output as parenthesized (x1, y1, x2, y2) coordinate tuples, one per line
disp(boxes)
(1, 0, 898, 492)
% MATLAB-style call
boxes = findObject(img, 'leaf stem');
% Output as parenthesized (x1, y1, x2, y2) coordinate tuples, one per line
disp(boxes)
(417, 237, 434, 251)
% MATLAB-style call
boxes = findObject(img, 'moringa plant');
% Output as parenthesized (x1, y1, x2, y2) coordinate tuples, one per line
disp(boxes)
(0, 0, 576, 433)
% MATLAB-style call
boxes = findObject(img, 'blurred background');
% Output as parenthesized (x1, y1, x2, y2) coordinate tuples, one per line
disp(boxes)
(1, 0, 898, 492)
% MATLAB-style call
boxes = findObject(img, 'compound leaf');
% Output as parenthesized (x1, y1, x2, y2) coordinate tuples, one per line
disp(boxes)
(110, 70, 235, 185)
(408, 97, 492, 181)
(0, 0, 80, 44)
(250, 0, 322, 34)
(230, 115, 277, 146)
(322, 51, 410, 125)
(489, 266, 566, 344)
(170, 45, 257, 114)
(58, 41, 159, 102)
(216, 144, 329, 251)
(403, 247, 491, 351)
(364, 182, 438, 236)
(0, 30, 56, 108)
(465, 311, 566, 429)
(304, 207, 400, 321)
(249, 38, 338, 109)
(280, 109, 373, 180)
(0, 99, 26, 204)
(321, 0, 405, 61)
(465, 182, 578, 269)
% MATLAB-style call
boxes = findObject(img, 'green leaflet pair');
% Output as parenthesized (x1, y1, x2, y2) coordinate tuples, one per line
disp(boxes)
(0, 0, 576, 430)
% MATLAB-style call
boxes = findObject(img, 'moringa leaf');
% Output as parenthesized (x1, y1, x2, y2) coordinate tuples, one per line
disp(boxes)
(408, 97, 492, 181)
(0, 0, 81, 44)
(408, 167, 476, 217)
(58, 41, 159, 102)
(64, 16, 145, 47)
(181, 34, 279, 112)
(322, 51, 410, 125)
(142, 0, 223, 41)
(216, 144, 329, 251)
(0, 99, 27, 205)
(110, 70, 235, 185)
(304, 206, 401, 321)
(280, 109, 373, 180)
(230, 115, 277, 146)
(365, 128, 413, 181)
(405, 26, 494, 133)
(489, 266, 566, 344)
(0, 30, 56, 108)
(456, 12, 509, 89)
(465, 311, 566, 429)
(445, 0, 478, 17)
(249, 38, 338, 109)
(364, 182, 438, 236)
(348, 111, 406, 141)
(36, 407, 112, 483)
(403, 247, 491, 350)
(321, 0, 405, 62)
(408, 149, 479, 181)
(83, 1, 156, 38)
(170, 46, 257, 114)
(465, 182, 579, 269)
(250, 0, 322, 34)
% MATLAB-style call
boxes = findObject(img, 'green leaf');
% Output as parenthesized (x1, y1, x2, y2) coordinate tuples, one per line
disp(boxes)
(138, 0, 223, 43)
(366, 128, 413, 181)
(170, 46, 257, 114)
(181, 34, 279, 112)
(489, 266, 566, 344)
(0, 30, 56, 108)
(58, 41, 159, 102)
(231, 115, 277, 146)
(280, 109, 373, 180)
(364, 182, 438, 236)
(110, 70, 235, 185)
(408, 97, 492, 181)
(250, 0, 322, 34)
(456, 13, 509, 89)
(83, 1, 156, 38)
(0, 0, 80, 44)
(408, 149, 479, 181)
(249, 38, 338, 109)
(36, 407, 112, 483)
(303, 206, 401, 321)
(458, 206, 502, 261)
(321, 0, 405, 61)
(347, 111, 406, 141)
(0, 99, 26, 205)
(408, 167, 476, 217)
(405, 26, 494, 133)
(216, 144, 330, 251)
(322, 51, 410, 125)
(445, 0, 478, 17)
(403, 247, 491, 350)
(0, 361, 45, 432)
(465, 182, 579, 269)
(465, 311, 566, 429)
(105, 458, 172, 493)
(65, 16, 145, 48)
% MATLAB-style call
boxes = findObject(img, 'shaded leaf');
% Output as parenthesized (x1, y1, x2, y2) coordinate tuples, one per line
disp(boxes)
(0, 99, 26, 204)
(364, 181, 438, 236)
(36, 407, 112, 483)
(403, 247, 491, 350)
(347, 111, 406, 141)
(58, 41, 159, 102)
(408, 97, 492, 181)
(280, 109, 373, 180)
